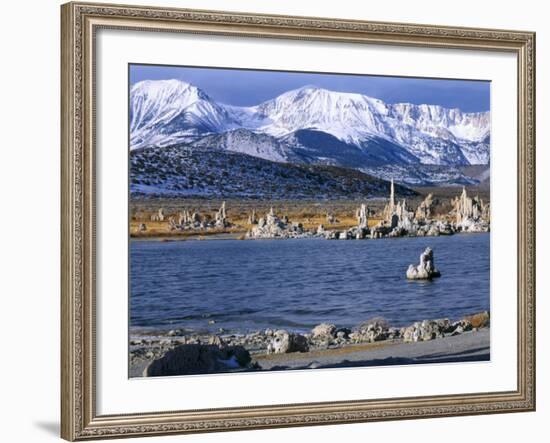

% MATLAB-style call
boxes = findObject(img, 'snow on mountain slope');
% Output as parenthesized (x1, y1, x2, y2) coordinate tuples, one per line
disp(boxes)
(253, 86, 391, 144)
(129, 80, 490, 168)
(361, 164, 483, 187)
(130, 79, 240, 149)
(390, 103, 490, 142)
(454, 135, 491, 165)
(191, 129, 293, 163)
(280, 129, 375, 167)
(130, 144, 417, 199)
(253, 86, 489, 165)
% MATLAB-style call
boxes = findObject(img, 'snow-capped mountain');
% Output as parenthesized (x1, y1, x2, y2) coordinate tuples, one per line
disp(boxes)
(253, 86, 392, 144)
(251, 86, 489, 165)
(129, 80, 490, 174)
(130, 79, 240, 149)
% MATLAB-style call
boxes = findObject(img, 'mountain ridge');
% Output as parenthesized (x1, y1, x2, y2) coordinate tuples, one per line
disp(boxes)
(129, 79, 490, 186)
(130, 79, 490, 167)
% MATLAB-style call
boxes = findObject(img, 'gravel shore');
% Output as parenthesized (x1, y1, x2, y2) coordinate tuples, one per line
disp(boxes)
(255, 328, 489, 371)
(129, 326, 489, 377)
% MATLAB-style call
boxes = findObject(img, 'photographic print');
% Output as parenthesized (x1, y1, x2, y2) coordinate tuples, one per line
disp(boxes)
(128, 64, 491, 378)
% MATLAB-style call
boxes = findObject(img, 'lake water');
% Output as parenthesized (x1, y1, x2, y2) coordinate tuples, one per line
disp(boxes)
(130, 234, 490, 334)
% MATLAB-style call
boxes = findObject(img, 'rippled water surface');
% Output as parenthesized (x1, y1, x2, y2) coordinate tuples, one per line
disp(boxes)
(130, 234, 489, 334)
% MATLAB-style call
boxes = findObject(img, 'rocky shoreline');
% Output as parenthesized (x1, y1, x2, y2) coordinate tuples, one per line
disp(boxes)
(130, 311, 490, 377)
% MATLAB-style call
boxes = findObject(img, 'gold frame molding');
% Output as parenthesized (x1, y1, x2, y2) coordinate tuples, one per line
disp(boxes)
(61, 2, 536, 440)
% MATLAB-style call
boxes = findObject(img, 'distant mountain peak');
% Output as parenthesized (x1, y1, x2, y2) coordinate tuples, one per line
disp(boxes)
(131, 79, 209, 103)
(130, 79, 240, 149)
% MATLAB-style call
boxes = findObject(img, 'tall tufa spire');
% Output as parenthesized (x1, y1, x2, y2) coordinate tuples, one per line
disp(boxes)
(390, 179, 395, 207)
(460, 186, 467, 205)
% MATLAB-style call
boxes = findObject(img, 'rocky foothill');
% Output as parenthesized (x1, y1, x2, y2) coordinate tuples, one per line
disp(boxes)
(131, 311, 489, 377)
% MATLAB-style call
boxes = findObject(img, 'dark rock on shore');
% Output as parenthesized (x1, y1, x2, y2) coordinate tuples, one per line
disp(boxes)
(143, 344, 253, 377)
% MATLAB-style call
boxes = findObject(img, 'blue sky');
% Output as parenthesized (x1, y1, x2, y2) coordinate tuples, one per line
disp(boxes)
(130, 64, 490, 112)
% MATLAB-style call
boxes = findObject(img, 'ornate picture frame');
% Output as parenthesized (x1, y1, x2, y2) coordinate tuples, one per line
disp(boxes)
(61, 1, 535, 440)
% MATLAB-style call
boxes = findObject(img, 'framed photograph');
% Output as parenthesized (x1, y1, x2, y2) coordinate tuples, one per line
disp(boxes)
(61, 1, 536, 440)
